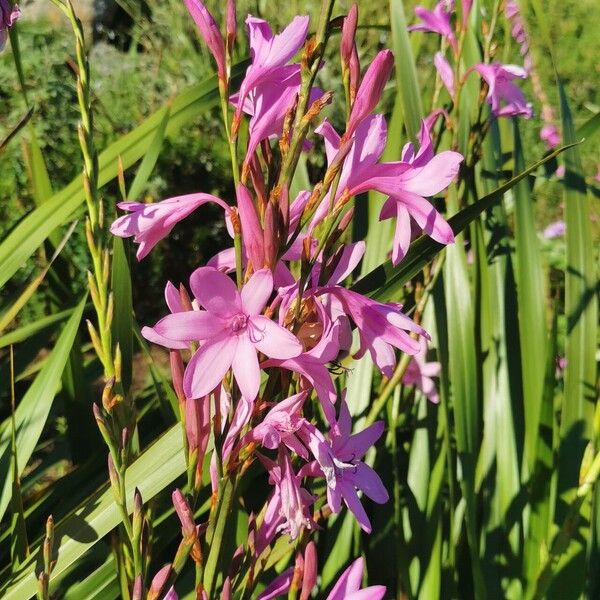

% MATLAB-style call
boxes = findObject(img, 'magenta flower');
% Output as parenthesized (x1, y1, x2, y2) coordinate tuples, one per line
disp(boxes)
(256, 568, 294, 600)
(234, 15, 309, 124)
(184, 0, 226, 81)
(326, 557, 386, 600)
(149, 267, 302, 400)
(244, 391, 310, 458)
(402, 338, 441, 403)
(409, 1, 457, 52)
(540, 124, 560, 149)
(301, 400, 389, 533)
(314, 114, 461, 263)
(542, 220, 566, 239)
(111, 193, 230, 260)
(471, 63, 533, 118)
(256, 449, 315, 552)
(0, 0, 20, 52)
(434, 51, 455, 96)
(346, 50, 394, 139)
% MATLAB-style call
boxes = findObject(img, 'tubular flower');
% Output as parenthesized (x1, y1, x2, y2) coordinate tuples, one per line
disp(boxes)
(471, 63, 533, 118)
(111, 193, 230, 260)
(147, 267, 302, 400)
(0, 0, 20, 52)
(313, 115, 461, 264)
(326, 557, 386, 600)
(234, 15, 309, 124)
(301, 400, 389, 533)
(409, 1, 457, 52)
(184, 0, 226, 81)
(402, 338, 441, 403)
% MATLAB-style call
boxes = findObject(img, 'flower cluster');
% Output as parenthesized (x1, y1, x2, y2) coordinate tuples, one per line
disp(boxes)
(419, 0, 533, 119)
(112, 1, 468, 597)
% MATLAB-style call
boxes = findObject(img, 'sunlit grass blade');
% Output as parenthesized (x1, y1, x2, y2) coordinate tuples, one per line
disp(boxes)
(389, 0, 422, 140)
(549, 78, 598, 597)
(0, 423, 186, 600)
(0, 221, 78, 334)
(0, 62, 248, 291)
(127, 104, 171, 201)
(512, 121, 547, 479)
(443, 190, 485, 597)
(0, 308, 74, 349)
(0, 296, 87, 524)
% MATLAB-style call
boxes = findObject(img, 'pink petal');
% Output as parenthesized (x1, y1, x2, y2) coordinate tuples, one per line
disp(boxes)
(241, 269, 273, 316)
(153, 311, 226, 342)
(327, 558, 365, 600)
(340, 421, 385, 460)
(400, 151, 463, 196)
(341, 481, 372, 533)
(250, 315, 302, 359)
(189, 267, 241, 317)
(346, 588, 387, 600)
(184, 336, 237, 398)
(141, 325, 188, 350)
(352, 463, 389, 503)
(328, 242, 366, 284)
(232, 334, 261, 400)
(394, 191, 454, 245)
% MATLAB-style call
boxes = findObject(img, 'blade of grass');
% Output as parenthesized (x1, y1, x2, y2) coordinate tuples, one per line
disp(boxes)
(0, 62, 248, 291)
(0, 423, 186, 600)
(512, 121, 547, 480)
(0, 107, 33, 154)
(0, 295, 87, 524)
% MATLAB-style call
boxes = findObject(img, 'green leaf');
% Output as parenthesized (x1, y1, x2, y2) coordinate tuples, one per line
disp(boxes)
(127, 104, 171, 201)
(0, 308, 73, 349)
(0, 424, 186, 600)
(0, 296, 87, 524)
(352, 142, 578, 301)
(0, 62, 248, 291)
(512, 121, 547, 479)
(550, 78, 598, 598)
(111, 237, 133, 393)
(388, 0, 423, 141)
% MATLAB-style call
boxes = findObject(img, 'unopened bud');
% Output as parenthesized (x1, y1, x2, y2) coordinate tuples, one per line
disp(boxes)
(148, 564, 172, 600)
(226, 0, 236, 54)
(43, 515, 55, 574)
(170, 351, 186, 403)
(132, 575, 143, 600)
(222, 577, 232, 600)
(172, 489, 196, 539)
(349, 45, 360, 106)
(263, 201, 279, 270)
(132, 488, 143, 542)
(107, 454, 120, 499)
(341, 4, 358, 69)
(300, 541, 317, 600)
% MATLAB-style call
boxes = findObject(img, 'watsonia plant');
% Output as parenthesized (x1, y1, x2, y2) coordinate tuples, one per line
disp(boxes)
(0, 0, 597, 599)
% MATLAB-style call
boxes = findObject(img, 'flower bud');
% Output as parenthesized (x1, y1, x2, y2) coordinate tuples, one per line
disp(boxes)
(172, 489, 196, 539)
(237, 184, 265, 269)
(349, 45, 360, 106)
(148, 564, 172, 600)
(300, 541, 317, 600)
(170, 350, 186, 403)
(226, 0, 236, 55)
(340, 4, 358, 69)
(184, 0, 226, 82)
(132, 487, 143, 543)
(346, 49, 394, 138)
(132, 575, 143, 600)
(263, 201, 280, 270)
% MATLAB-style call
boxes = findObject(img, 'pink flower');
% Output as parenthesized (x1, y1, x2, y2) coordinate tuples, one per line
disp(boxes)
(301, 400, 389, 533)
(234, 15, 309, 124)
(540, 124, 561, 149)
(409, 1, 457, 52)
(111, 193, 230, 260)
(184, 0, 226, 81)
(346, 50, 394, 139)
(434, 51, 455, 96)
(542, 220, 566, 239)
(402, 338, 441, 403)
(472, 63, 533, 118)
(244, 391, 310, 458)
(0, 0, 20, 52)
(326, 557, 386, 600)
(314, 114, 461, 264)
(256, 449, 315, 552)
(257, 568, 294, 600)
(148, 268, 302, 400)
